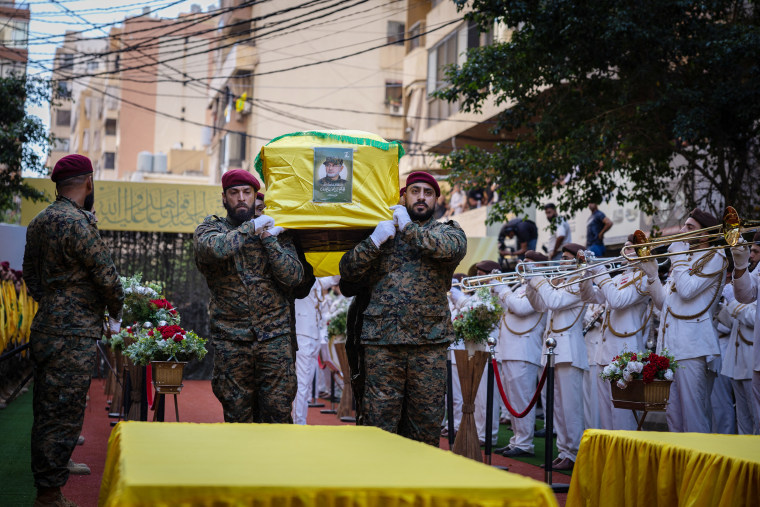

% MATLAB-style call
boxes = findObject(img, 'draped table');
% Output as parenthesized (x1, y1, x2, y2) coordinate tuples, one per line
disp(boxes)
(567, 429, 760, 506)
(99, 422, 557, 507)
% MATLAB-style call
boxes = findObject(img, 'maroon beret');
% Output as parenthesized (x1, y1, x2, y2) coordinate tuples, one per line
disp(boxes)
(688, 208, 720, 229)
(405, 171, 440, 197)
(222, 169, 260, 191)
(476, 260, 501, 273)
(256, 192, 265, 201)
(51, 154, 93, 182)
(400, 186, 406, 197)
(562, 243, 585, 256)
(524, 250, 548, 262)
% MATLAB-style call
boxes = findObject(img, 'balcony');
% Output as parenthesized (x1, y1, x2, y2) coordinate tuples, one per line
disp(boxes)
(209, 43, 258, 96)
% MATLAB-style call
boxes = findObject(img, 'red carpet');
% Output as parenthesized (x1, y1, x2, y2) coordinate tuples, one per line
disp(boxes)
(63, 378, 568, 506)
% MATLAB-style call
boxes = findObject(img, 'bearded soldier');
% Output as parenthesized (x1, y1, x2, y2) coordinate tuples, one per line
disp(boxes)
(339, 171, 467, 446)
(194, 169, 304, 423)
(23, 154, 124, 507)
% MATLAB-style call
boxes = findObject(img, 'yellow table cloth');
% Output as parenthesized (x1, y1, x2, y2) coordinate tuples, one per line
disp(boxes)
(99, 422, 557, 507)
(567, 429, 760, 507)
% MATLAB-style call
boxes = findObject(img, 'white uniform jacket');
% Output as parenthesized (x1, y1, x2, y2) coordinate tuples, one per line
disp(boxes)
(580, 268, 652, 364)
(494, 284, 546, 366)
(720, 298, 756, 380)
(295, 279, 327, 340)
(533, 278, 588, 369)
(651, 249, 726, 361)
(734, 267, 760, 372)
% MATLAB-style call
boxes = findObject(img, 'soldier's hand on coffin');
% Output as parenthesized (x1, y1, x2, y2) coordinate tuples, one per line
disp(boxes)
(251, 214, 275, 234)
(730, 238, 750, 270)
(640, 259, 659, 280)
(370, 220, 396, 247)
(390, 204, 412, 231)
(263, 226, 285, 238)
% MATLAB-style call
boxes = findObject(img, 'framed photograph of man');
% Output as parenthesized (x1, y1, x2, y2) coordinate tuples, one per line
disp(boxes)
(313, 147, 353, 203)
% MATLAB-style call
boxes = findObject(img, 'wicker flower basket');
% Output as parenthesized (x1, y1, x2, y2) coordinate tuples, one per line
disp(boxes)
(610, 379, 672, 409)
(151, 361, 186, 394)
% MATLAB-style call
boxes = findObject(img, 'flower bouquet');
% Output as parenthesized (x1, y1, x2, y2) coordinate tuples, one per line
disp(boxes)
(600, 349, 678, 408)
(452, 288, 504, 347)
(123, 324, 208, 367)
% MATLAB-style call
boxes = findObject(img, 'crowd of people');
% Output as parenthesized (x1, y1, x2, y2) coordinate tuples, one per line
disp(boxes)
(448, 208, 760, 471)
(22, 152, 760, 505)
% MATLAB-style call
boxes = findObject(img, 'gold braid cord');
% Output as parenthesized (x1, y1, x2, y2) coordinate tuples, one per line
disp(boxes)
(550, 304, 587, 334)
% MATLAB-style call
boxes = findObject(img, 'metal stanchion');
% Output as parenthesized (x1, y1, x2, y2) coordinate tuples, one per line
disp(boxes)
(544, 337, 569, 493)
(486, 337, 508, 470)
(446, 356, 455, 450)
(308, 373, 324, 408)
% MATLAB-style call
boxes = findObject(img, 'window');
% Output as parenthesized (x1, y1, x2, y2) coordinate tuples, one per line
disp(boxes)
(105, 119, 117, 136)
(408, 22, 422, 51)
(56, 109, 71, 126)
(57, 81, 71, 99)
(387, 21, 405, 45)
(220, 132, 246, 171)
(52, 138, 70, 152)
(385, 81, 402, 114)
(61, 53, 74, 69)
(82, 130, 90, 152)
(85, 98, 92, 119)
(87, 60, 99, 71)
(426, 22, 489, 126)
(104, 152, 115, 170)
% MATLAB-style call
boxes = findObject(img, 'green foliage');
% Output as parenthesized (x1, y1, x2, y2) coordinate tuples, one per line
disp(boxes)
(327, 307, 348, 339)
(0, 75, 56, 217)
(436, 1, 760, 220)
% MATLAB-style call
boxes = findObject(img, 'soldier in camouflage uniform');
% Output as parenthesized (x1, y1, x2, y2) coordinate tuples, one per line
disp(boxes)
(194, 170, 304, 423)
(339, 171, 467, 446)
(23, 154, 124, 507)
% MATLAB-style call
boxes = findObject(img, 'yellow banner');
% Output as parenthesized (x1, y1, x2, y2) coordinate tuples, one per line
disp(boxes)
(21, 179, 225, 233)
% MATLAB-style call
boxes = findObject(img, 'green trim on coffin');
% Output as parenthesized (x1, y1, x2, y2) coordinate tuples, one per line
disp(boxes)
(253, 130, 405, 178)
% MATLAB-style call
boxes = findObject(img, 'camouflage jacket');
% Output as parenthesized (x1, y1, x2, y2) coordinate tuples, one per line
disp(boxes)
(339, 217, 467, 345)
(194, 215, 304, 342)
(23, 196, 124, 338)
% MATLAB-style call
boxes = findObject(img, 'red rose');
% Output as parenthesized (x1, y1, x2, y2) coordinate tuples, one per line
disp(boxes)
(150, 299, 175, 312)
(157, 324, 185, 340)
(148, 330, 154, 337)
(126, 326, 133, 334)
(173, 335, 184, 343)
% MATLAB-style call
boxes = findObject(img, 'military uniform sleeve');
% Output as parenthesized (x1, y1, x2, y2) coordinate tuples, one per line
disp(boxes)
(525, 281, 548, 312)
(647, 278, 666, 309)
(262, 233, 304, 288)
(339, 237, 384, 283)
(507, 289, 543, 317)
(399, 220, 467, 263)
(194, 217, 257, 263)
(72, 219, 124, 318)
(22, 228, 43, 302)
(579, 277, 605, 305)
(536, 279, 583, 310)
(596, 273, 647, 309)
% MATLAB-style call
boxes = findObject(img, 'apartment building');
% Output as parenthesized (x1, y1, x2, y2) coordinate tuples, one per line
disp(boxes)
(48, 7, 216, 182)
(0, 1, 28, 78)
(205, 0, 407, 182)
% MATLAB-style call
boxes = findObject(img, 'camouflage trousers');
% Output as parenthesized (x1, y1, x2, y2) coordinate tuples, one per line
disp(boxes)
(211, 334, 297, 423)
(362, 343, 448, 447)
(30, 331, 95, 489)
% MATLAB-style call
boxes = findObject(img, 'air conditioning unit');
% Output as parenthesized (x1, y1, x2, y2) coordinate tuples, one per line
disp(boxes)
(389, 103, 402, 116)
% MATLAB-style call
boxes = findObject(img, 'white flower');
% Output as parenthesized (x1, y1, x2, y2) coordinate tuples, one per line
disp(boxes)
(124, 287, 133, 294)
(664, 369, 674, 381)
(622, 370, 633, 382)
(157, 339, 167, 349)
(616, 379, 628, 389)
(603, 364, 620, 376)
(627, 361, 644, 374)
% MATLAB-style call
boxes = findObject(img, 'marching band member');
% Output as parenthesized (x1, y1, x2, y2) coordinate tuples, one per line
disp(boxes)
(579, 239, 652, 430)
(473, 260, 502, 447)
(493, 251, 548, 457)
(710, 280, 737, 433)
(719, 291, 757, 434)
(529, 243, 588, 470)
(730, 233, 760, 433)
(581, 302, 604, 430)
(443, 276, 468, 438)
(644, 208, 727, 433)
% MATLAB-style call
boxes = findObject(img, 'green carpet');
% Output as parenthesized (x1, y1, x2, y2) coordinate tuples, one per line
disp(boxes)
(0, 386, 35, 505)
(486, 419, 572, 476)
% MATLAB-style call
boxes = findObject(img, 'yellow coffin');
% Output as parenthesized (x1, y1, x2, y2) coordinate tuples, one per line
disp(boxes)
(254, 130, 403, 276)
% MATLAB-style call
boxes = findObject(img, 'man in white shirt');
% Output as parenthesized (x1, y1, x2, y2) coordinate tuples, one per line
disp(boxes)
(644, 208, 727, 433)
(493, 251, 548, 457)
(528, 243, 587, 470)
(543, 203, 571, 260)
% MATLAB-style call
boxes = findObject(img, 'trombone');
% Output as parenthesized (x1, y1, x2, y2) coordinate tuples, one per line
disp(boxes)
(456, 260, 574, 292)
(621, 206, 760, 261)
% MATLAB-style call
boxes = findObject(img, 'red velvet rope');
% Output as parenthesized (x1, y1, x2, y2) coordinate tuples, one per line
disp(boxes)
(492, 358, 548, 418)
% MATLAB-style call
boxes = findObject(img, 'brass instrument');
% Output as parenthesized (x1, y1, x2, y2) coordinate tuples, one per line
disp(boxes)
(621, 206, 760, 261)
